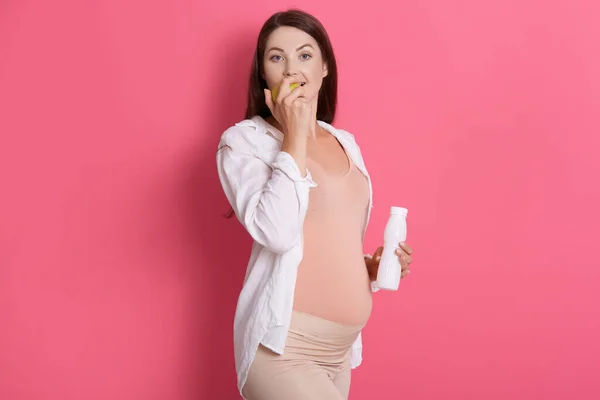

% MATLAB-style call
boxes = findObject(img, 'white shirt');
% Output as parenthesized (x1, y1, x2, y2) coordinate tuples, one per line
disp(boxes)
(216, 115, 379, 397)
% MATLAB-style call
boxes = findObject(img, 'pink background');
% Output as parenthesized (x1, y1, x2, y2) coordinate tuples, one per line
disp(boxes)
(1, 0, 599, 399)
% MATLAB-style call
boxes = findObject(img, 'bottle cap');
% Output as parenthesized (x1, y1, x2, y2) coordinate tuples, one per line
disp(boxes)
(390, 206, 408, 216)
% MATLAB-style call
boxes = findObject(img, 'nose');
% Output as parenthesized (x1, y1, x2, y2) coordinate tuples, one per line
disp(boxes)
(284, 60, 300, 77)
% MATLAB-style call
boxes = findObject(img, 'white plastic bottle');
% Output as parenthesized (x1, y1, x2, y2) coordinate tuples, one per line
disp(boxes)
(376, 206, 408, 291)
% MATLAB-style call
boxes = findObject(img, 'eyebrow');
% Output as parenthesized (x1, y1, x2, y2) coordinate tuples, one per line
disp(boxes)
(267, 43, 315, 53)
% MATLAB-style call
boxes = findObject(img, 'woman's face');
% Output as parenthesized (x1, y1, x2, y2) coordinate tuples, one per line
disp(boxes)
(262, 26, 328, 102)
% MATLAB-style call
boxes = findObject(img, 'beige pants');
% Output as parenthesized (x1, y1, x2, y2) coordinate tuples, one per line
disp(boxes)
(242, 311, 365, 400)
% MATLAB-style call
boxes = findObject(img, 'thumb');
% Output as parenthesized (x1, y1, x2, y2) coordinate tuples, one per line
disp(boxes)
(264, 88, 274, 113)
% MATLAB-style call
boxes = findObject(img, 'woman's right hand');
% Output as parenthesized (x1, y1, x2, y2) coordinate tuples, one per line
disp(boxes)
(264, 76, 313, 137)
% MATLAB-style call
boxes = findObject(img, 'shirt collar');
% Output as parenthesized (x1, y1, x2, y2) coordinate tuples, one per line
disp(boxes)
(248, 115, 369, 179)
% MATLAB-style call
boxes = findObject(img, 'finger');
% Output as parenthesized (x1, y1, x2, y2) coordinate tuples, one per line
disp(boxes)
(277, 78, 305, 104)
(401, 269, 411, 279)
(284, 86, 307, 106)
(264, 88, 275, 113)
(399, 241, 413, 255)
(396, 248, 412, 265)
(273, 77, 296, 103)
(395, 247, 410, 261)
(401, 259, 409, 271)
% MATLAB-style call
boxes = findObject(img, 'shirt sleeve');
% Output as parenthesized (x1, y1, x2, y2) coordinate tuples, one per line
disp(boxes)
(217, 145, 317, 254)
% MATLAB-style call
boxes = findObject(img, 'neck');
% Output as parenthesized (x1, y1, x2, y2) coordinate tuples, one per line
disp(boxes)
(307, 97, 319, 138)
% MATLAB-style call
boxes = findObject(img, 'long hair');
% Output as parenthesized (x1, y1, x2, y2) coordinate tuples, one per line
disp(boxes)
(224, 9, 338, 219)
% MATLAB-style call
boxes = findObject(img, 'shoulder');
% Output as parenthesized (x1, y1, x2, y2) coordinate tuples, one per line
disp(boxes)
(218, 116, 280, 155)
(336, 127, 358, 143)
(218, 117, 261, 150)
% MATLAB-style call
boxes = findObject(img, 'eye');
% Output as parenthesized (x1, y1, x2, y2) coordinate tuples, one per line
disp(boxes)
(270, 55, 283, 62)
(300, 53, 312, 60)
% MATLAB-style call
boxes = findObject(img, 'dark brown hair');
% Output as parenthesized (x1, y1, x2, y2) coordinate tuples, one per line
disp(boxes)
(245, 8, 338, 123)
(225, 9, 339, 219)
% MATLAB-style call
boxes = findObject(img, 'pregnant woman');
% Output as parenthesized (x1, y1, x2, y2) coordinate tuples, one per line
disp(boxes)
(216, 9, 415, 400)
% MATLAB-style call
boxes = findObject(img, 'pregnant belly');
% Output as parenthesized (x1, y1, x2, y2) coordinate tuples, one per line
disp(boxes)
(292, 240, 373, 326)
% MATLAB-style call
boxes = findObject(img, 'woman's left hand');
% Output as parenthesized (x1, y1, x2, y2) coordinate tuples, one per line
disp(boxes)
(366, 242, 414, 282)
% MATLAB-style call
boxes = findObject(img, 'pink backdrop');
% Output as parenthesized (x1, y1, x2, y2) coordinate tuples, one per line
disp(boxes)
(1, 1, 599, 399)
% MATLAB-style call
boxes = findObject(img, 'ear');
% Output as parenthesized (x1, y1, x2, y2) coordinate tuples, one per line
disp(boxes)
(322, 62, 328, 78)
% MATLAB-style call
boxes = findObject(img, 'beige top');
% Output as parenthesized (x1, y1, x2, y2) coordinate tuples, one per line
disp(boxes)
(292, 144, 373, 326)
